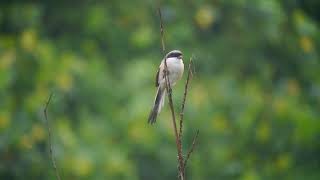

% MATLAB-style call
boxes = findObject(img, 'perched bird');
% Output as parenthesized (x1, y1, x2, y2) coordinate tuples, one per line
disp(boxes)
(148, 50, 184, 124)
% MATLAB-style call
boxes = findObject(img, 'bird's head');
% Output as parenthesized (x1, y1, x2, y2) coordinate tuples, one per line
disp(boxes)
(166, 50, 183, 60)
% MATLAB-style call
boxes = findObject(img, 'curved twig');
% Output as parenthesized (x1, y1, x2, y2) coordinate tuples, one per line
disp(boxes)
(44, 93, 61, 180)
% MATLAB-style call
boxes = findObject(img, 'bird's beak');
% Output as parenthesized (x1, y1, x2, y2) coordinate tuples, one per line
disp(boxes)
(178, 55, 183, 59)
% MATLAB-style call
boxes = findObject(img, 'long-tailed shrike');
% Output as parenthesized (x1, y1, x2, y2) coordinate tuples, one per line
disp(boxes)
(148, 50, 184, 124)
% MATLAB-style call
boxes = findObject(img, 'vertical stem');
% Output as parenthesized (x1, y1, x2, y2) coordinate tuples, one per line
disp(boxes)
(179, 58, 193, 141)
(44, 93, 61, 180)
(158, 7, 185, 180)
(158, 7, 166, 55)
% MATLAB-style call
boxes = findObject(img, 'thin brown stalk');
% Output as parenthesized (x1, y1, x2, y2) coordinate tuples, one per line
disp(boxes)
(158, 7, 185, 180)
(179, 58, 193, 140)
(44, 93, 61, 180)
(184, 130, 200, 169)
(158, 7, 166, 55)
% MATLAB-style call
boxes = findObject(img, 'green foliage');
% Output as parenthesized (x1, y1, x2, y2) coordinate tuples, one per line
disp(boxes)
(0, 0, 319, 179)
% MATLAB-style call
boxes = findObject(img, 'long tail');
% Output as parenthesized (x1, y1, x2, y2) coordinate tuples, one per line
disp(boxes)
(148, 87, 166, 124)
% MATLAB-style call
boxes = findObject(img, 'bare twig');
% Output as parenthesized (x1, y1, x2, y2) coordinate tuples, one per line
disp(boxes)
(184, 130, 200, 169)
(158, 7, 166, 55)
(179, 58, 193, 140)
(44, 93, 61, 180)
(158, 7, 185, 180)
(190, 54, 196, 77)
(164, 63, 185, 179)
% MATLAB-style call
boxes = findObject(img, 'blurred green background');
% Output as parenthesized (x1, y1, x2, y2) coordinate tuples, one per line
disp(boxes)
(0, 0, 320, 179)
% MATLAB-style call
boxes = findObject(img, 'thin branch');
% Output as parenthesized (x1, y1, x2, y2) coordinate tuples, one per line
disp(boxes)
(164, 62, 185, 179)
(179, 57, 193, 140)
(184, 130, 200, 169)
(158, 7, 185, 180)
(158, 7, 166, 55)
(190, 54, 196, 77)
(44, 93, 61, 180)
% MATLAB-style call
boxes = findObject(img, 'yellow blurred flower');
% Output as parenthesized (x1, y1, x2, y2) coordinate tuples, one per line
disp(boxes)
(25, 85, 47, 112)
(57, 119, 77, 147)
(191, 84, 208, 109)
(241, 169, 260, 180)
(293, 10, 304, 26)
(273, 98, 287, 115)
(131, 26, 153, 48)
(21, 29, 37, 52)
(195, 6, 216, 30)
(104, 152, 129, 175)
(300, 36, 314, 53)
(0, 112, 10, 130)
(0, 50, 15, 69)
(128, 122, 155, 144)
(20, 134, 33, 150)
(256, 121, 270, 143)
(31, 124, 46, 143)
(72, 155, 93, 176)
(56, 72, 73, 92)
(275, 154, 291, 170)
(212, 115, 228, 133)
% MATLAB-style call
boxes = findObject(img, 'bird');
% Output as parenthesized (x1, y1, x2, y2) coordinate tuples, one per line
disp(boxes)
(148, 50, 184, 124)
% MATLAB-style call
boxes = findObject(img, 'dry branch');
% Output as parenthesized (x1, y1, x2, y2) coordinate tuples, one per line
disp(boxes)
(158, 7, 166, 55)
(44, 93, 61, 180)
(157, 7, 185, 179)
(179, 58, 193, 140)
(184, 130, 200, 169)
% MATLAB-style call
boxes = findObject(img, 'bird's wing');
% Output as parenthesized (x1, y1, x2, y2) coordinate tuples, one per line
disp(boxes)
(156, 59, 166, 87)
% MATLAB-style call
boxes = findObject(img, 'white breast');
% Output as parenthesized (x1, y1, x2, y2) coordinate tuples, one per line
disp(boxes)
(159, 57, 184, 87)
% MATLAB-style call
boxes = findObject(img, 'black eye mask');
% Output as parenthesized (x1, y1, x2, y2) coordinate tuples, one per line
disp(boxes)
(166, 52, 182, 58)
